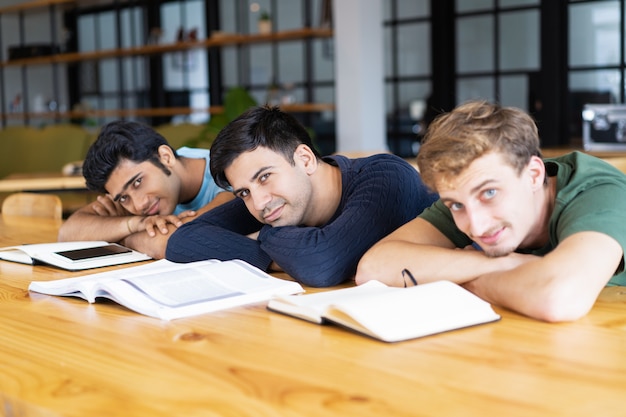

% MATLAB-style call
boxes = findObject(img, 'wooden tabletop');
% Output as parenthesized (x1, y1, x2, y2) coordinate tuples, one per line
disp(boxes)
(0, 173, 86, 193)
(1, 215, 625, 417)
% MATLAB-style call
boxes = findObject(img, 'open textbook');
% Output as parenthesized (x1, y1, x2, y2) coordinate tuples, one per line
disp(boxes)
(267, 280, 501, 343)
(0, 241, 151, 271)
(29, 259, 304, 320)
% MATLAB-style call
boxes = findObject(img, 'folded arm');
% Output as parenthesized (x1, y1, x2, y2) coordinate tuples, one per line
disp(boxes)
(357, 218, 622, 322)
(463, 231, 622, 322)
(165, 198, 273, 271)
(58, 195, 191, 241)
(356, 217, 527, 286)
(258, 167, 437, 287)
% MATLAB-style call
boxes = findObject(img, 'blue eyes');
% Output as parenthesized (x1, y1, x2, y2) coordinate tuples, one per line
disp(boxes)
(483, 188, 496, 199)
(447, 189, 497, 211)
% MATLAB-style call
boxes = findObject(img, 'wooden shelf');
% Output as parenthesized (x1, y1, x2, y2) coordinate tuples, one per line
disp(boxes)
(0, 103, 335, 121)
(0, 2, 336, 125)
(0, 28, 333, 68)
(0, 0, 74, 14)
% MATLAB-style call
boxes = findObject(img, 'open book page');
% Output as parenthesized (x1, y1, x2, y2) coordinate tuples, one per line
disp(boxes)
(267, 280, 388, 323)
(325, 281, 501, 343)
(0, 241, 151, 270)
(29, 259, 304, 320)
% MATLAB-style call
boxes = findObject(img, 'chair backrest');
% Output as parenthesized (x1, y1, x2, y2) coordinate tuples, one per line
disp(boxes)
(1, 192, 63, 220)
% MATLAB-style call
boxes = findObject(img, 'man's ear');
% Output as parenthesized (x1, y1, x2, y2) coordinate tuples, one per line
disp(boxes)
(294, 144, 318, 174)
(157, 145, 176, 167)
(527, 155, 546, 189)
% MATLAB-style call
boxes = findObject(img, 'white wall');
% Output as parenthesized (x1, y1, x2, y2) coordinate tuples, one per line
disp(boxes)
(333, 0, 386, 153)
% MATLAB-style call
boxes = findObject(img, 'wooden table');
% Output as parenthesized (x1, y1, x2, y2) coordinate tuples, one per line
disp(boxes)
(0, 173, 86, 193)
(1, 215, 625, 417)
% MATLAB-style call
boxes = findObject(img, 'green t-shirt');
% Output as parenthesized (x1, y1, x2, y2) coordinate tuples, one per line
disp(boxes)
(419, 151, 626, 286)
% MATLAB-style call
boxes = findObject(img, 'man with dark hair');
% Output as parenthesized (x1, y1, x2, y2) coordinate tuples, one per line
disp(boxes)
(58, 121, 233, 258)
(166, 106, 438, 287)
(356, 100, 626, 322)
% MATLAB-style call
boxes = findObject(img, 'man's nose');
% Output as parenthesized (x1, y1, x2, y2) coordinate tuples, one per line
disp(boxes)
(467, 205, 491, 237)
(133, 194, 149, 214)
(251, 190, 271, 212)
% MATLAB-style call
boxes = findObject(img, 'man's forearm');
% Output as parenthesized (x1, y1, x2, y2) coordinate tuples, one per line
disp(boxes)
(356, 242, 521, 287)
(121, 225, 174, 259)
(58, 212, 138, 243)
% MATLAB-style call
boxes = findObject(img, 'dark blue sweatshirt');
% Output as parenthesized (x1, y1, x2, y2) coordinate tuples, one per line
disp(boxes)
(166, 154, 438, 287)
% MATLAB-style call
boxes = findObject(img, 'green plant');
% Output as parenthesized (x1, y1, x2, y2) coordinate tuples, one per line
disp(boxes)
(184, 87, 257, 148)
(259, 10, 271, 21)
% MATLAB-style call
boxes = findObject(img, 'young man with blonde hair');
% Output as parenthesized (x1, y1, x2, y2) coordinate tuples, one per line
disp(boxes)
(356, 100, 626, 322)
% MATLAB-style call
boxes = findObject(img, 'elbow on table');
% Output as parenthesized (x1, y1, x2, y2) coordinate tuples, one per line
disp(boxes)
(288, 265, 350, 288)
(354, 251, 387, 286)
(526, 287, 596, 323)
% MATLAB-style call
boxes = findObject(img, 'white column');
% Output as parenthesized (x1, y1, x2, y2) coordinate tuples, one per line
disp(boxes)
(333, 0, 387, 153)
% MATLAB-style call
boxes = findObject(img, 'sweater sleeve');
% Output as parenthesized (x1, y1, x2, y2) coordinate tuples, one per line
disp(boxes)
(257, 155, 438, 287)
(165, 198, 273, 271)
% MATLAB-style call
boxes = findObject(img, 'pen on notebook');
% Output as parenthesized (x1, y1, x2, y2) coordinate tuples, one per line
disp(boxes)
(402, 268, 418, 287)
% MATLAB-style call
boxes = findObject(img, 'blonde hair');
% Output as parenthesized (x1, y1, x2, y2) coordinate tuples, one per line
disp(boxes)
(417, 100, 541, 190)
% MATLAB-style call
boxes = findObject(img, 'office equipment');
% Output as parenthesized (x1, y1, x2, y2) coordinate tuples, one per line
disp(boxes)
(0, 241, 150, 270)
(29, 258, 304, 320)
(268, 280, 500, 342)
(582, 104, 626, 151)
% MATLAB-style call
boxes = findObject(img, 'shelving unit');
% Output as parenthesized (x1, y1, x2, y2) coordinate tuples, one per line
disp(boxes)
(0, 28, 333, 68)
(0, 0, 335, 125)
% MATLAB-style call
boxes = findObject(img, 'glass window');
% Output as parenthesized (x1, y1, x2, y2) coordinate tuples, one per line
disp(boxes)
(99, 59, 118, 94)
(499, 0, 539, 7)
(499, 75, 528, 109)
(457, 76, 495, 103)
(120, 8, 143, 48)
(313, 39, 334, 81)
(78, 15, 96, 51)
(161, 1, 206, 42)
(98, 12, 117, 50)
(398, 81, 431, 116)
(456, 0, 494, 13)
(221, 46, 240, 87)
(278, 42, 304, 84)
(249, 44, 273, 85)
(397, 0, 430, 18)
(219, 0, 237, 33)
(275, 0, 303, 31)
(397, 23, 430, 77)
(457, 15, 494, 73)
(499, 10, 539, 71)
(570, 69, 620, 103)
(569, 1, 620, 67)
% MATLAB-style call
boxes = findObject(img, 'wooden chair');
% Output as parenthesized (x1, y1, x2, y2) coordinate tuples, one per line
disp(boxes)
(1, 192, 63, 220)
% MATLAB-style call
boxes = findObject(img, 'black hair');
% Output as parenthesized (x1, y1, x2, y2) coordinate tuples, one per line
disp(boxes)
(210, 105, 319, 188)
(82, 120, 177, 193)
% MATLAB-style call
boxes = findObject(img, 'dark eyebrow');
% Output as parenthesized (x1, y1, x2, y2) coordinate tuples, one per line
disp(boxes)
(231, 165, 273, 196)
(113, 173, 141, 202)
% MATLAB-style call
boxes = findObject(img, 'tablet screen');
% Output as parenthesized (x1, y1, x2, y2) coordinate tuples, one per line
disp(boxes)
(54, 244, 132, 261)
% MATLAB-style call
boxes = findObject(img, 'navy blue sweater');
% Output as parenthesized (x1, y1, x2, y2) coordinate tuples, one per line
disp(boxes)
(166, 154, 438, 287)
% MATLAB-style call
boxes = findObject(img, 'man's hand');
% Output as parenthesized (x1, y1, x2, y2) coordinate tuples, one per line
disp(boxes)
(91, 195, 128, 217)
(136, 214, 183, 237)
